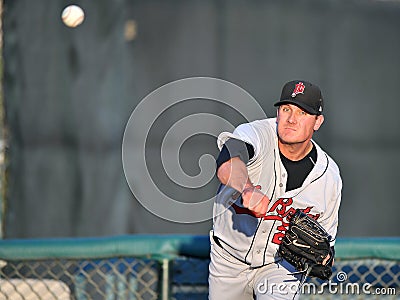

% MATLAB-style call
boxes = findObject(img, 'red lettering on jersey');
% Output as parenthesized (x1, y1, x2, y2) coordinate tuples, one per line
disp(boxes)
(229, 197, 321, 245)
(291, 82, 305, 97)
(267, 197, 293, 215)
(265, 197, 320, 245)
(272, 232, 285, 244)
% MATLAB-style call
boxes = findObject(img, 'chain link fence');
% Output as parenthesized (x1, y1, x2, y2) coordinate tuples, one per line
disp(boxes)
(303, 258, 399, 299)
(0, 236, 398, 299)
(0, 258, 160, 300)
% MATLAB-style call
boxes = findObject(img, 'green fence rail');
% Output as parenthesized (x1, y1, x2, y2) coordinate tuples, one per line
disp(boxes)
(1, 235, 399, 260)
(0, 235, 210, 260)
(0, 235, 398, 299)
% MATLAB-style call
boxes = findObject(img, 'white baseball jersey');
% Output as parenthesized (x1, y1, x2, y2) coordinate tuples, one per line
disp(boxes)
(212, 118, 342, 268)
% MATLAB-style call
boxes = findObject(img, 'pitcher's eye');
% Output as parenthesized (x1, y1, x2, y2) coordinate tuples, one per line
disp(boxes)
(299, 110, 307, 115)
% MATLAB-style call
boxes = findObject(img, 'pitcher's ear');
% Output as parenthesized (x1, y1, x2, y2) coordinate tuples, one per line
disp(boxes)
(314, 115, 324, 131)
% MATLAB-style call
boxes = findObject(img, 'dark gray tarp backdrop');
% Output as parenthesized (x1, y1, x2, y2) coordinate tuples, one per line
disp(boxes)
(2, 0, 400, 238)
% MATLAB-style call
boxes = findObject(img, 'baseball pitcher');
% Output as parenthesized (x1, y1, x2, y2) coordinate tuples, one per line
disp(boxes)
(208, 80, 342, 299)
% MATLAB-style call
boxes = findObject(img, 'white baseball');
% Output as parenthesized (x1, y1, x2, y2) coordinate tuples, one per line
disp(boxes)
(61, 5, 85, 28)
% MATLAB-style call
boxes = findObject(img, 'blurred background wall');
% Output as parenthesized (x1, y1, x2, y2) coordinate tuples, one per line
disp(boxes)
(1, 0, 399, 238)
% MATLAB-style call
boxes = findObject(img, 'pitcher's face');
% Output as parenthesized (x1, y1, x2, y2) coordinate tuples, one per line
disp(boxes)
(276, 104, 324, 145)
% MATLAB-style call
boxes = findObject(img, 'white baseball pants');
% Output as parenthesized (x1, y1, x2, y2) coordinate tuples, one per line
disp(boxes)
(208, 232, 303, 300)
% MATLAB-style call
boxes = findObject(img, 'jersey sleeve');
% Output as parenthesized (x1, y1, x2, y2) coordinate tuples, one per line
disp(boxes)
(217, 120, 276, 165)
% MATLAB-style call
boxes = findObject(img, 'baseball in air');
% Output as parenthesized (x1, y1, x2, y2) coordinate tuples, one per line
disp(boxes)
(61, 5, 85, 28)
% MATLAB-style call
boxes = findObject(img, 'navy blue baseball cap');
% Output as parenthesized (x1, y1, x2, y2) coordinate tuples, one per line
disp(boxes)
(274, 80, 324, 115)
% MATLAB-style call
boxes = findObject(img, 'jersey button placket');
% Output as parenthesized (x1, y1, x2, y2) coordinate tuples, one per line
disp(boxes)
(279, 172, 286, 190)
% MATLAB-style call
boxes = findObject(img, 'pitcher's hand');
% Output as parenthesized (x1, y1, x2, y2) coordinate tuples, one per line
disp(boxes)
(241, 186, 270, 217)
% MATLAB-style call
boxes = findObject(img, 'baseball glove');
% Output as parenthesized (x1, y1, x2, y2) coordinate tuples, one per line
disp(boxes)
(278, 209, 333, 280)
